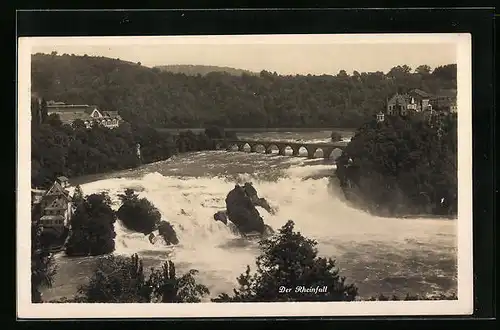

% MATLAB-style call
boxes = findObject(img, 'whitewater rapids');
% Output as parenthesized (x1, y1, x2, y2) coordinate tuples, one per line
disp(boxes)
(44, 132, 457, 301)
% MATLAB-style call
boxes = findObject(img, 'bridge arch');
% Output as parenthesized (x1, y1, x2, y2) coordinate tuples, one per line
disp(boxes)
(295, 145, 307, 157)
(216, 138, 348, 159)
(249, 143, 266, 153)
(264, 144, 279, 154)
(313, 146, 345, 160)
(326, 147, 344, 160)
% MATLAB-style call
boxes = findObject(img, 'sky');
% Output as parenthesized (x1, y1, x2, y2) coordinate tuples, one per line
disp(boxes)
(28, 35, 458, 76)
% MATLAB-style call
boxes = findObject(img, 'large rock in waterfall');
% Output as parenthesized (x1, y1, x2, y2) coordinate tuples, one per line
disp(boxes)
(157, 221, 179, 245)
(225, 184, 266, 234)
(213, 210, 228, 225)
(213, 182, 276, 237)
(117, 189, 179, 246)
(242, 182, 275, 214)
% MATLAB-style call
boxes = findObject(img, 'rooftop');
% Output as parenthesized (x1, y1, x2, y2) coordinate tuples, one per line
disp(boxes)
(40, 215, 65, 220)
(410, 89, 433, 98)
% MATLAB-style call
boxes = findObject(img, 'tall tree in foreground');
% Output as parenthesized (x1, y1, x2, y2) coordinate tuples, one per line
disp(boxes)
(65, 193, 116, 256)
(212, 220, 358, 302)
(31, 204, 58, 302)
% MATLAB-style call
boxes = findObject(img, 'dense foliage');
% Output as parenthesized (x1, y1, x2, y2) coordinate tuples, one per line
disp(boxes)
(75, 254, 210, 303)
(32, 53, 456, 128)
(154, 64, 258, 77)
(116, 188, 162, 234)
(65, 193, 117, 256)
(31, 204, 57, 303)
(368, 292, 457, 301)
(31, 105, 216, 189)
(212, 220, 358, 302)
(336, 113, 457, 216)
(77, 254, 149, 303)
(331, 131, 342, 142)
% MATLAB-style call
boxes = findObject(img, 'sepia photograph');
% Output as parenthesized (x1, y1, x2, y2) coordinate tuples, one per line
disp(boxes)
(17, 33, 473, 318)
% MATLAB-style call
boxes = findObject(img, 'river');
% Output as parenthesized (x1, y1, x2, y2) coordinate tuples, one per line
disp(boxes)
(41, 130, 457, 302)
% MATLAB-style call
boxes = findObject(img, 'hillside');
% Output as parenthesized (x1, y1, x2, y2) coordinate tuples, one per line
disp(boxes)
(153, 64, 258, 77)
(31, 53, 457, 128)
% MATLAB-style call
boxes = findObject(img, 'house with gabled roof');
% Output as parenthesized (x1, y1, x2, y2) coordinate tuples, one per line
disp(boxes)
(35, 178, 74, 236)
(386, 93, 413, 116)
(46, 101, 123, 129)
(429, 89, 457, 112)
(386, 89, 433, 117)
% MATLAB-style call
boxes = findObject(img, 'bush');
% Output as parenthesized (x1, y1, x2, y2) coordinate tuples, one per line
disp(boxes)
(225, 131, 238, 139)
(146, 260, 210, 303)
(65, 193, 116, 256)
(212, 220, 358, 302)
(75, 254, 209, 303)
(116, 188, 161, 234)
(331, 131, 342, 142)
(77, 254, 150, 303)
(204, 126, 225, 139)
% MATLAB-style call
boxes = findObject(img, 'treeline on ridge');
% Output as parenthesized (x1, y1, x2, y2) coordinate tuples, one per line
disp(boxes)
(32, 53, 457, 128)
(154, 64, 258, 77)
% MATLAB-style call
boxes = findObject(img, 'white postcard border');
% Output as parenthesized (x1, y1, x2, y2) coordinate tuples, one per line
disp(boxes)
(17, 33, 473, 318)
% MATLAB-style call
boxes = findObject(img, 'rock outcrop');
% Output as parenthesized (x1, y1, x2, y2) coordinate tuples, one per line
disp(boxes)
(243, 182, 275, 214)
(213, 210, 228, 225)
(157, 221, 179, 245)
(213, 182, 276, 237)
(225, 184, 265, 234)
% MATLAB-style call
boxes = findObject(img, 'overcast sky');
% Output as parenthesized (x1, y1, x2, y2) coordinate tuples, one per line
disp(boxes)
(29, 35, 458, 76)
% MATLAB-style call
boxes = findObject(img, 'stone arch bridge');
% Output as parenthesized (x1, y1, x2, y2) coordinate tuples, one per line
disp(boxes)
(213, 139, 349, 159)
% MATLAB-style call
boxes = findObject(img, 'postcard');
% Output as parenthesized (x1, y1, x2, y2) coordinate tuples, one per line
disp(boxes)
(18, 33, 472, 318)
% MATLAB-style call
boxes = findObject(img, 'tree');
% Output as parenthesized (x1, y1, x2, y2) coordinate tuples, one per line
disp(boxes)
(72, 119, 87, 130)
(65, 193, 116, 256)
(204, 126, 225, 139)
(72, 184, 84, 205)
(46, 113, 63, 127)
(432, 64, 457, 81)
(145, 260, 210, 303)
(77, 254, 149, 303)
(212, 220, 358, 302)
(40, 98, 48, 123)
(30, 53, 456, 129)
(415, 64, 432, 75)
(31, 204, 57, 302)
(331, 131, 342, 142)
(335, 113, 457, 216)
(75, 254, 209, 303)
(116, 188, 162, 234)
(31, 97, 41, 128)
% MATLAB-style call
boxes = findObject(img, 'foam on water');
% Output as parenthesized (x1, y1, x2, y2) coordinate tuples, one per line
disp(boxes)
(70, 156, 456, 298)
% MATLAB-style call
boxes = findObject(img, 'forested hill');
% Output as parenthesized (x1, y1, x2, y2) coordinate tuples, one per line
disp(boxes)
(31, 53, 457, 128)
(153, 64, 258, 77)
